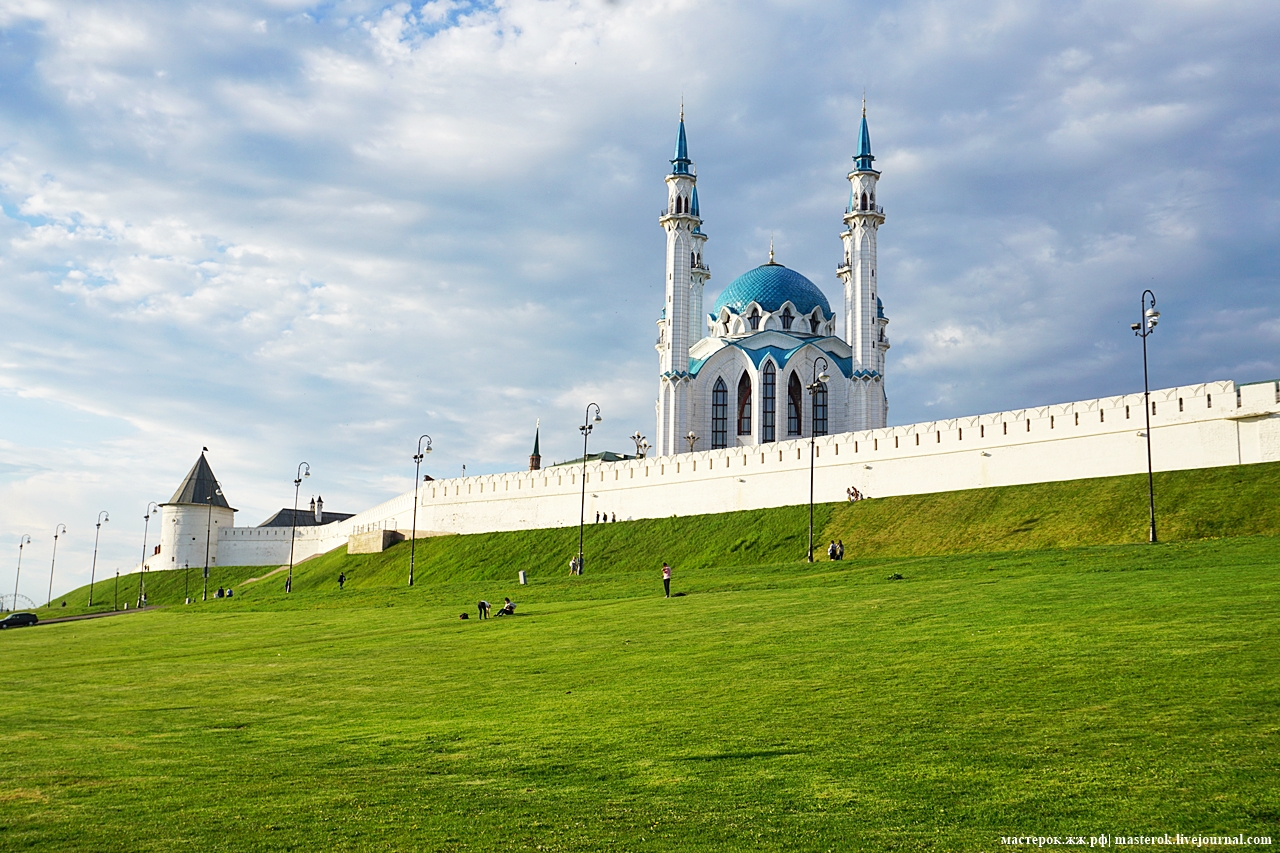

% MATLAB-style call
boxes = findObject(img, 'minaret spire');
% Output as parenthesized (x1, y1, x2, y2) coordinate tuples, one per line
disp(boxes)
(529, 419, 542, 471)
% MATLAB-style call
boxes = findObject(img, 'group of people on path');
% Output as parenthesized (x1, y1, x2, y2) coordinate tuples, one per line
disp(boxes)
(847, 486, 866, 502)
(568, 555, 583, 575)
(827, 540, 846, 561)
(595, 511, 618, 523)
(475, 597, 516, 619)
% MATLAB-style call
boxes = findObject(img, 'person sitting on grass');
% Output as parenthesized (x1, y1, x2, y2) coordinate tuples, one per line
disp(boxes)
(495, 597, 516, 616)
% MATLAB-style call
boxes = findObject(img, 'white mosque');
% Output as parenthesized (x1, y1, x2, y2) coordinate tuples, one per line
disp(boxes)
(654, 106, 889, 456)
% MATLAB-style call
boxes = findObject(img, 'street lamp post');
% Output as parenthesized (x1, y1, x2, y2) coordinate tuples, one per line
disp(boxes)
(12, 535, 31, 612)
(409, 435, 433, 587)
(286, 463, 310, 594)
(89, 511, 109, 607)
(630, 432, 649, 459)
(202, 488, 221, 602)
(806, 357, 831, 562)
(685, 431, 699, 453)
(114, 570, 120, 611)
(47, 524, 67, 607)
(578, 403, 603, 575)
(184, 562, 190, 605)
(1131, 290, 1160, 543)
(139, 503, 159, 608)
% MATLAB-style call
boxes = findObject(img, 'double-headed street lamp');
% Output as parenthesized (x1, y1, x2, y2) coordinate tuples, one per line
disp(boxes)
(806, 357, 831, 562)
(685, 431, 700, 453)
(409, 434, 433, 587)
(47, 524, 67, 607)
(630, 431, 650, 459)
(12, 535, 31, 612)
(578, 403, 603, 575)
(286, 462, 310, 594)
(89, 511, 109, 607)
(139, 503, 159, 608)
(1131, 290, 1160, 543)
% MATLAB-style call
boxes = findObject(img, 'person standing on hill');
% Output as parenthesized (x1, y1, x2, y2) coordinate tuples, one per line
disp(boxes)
(662, 562, 672, 598)
(338, 572, 345, 590)
(836, 540, 845, 561)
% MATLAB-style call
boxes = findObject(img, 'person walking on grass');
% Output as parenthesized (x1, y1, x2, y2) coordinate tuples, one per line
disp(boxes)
(338, 572, 345, 590)
(662, 562, 672, 598)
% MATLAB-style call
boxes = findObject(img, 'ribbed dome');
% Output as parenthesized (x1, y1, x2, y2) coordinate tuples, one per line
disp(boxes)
(711, 263, 832, 318)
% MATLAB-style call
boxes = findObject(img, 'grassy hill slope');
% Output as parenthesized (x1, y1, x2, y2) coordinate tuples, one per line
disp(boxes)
(1, 534, 1277, 851)
(38, 461, 1280, 615)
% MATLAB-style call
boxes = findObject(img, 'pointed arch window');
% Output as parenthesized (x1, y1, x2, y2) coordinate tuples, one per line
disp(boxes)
(711, 378, 728, 449)
(812, 382, 829, 436)
(810, 312, 822, 334)
(737, 372, 753, 435)
(761, 362, 776, 443)
(861, 192, 868, 211)
(787, 373, 803, 435)
(748, 307, 761, 331)
(781, 307, 794, 331)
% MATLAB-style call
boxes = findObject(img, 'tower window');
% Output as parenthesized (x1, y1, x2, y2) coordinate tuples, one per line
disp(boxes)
(812, 384, 828, 437)
(737, 372, 753, 435)
(861, 192, 868, 211)
(810, 313, 821, 334)
(761, 362, 777, 443)
(711, 378, 728, 449)
(748, 307, 761, 331)
(781, 308, 794, 331)
(787, 373, 802, 435)
(1178, 398, 1184, 412)
(1207, 394, 1212, 408)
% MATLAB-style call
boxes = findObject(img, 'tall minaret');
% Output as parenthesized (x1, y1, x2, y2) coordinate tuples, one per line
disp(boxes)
(837, 101, 890, 429)
(655, 107, 707, 456)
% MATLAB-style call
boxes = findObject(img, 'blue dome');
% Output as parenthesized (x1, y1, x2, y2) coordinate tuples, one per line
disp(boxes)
(712, 263, 832, 318)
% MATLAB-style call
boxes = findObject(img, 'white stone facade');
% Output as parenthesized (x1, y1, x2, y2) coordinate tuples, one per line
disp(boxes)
(216, 378, 1280, 567)
(655, 109, 889, 458)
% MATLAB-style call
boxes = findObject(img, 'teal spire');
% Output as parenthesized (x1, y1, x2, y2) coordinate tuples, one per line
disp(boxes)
(671, 103, 691, 175)
(690, 185, 699, 216)
(854, 99, 875, 172)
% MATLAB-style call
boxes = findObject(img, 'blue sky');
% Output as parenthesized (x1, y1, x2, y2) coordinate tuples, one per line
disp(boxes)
(2, 0, 1278, 601)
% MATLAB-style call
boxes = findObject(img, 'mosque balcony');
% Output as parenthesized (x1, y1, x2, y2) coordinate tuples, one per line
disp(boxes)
(844, 205, 885, 217)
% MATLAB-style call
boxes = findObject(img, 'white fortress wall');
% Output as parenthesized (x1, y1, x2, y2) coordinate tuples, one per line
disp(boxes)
(216, 378, 1280, 566)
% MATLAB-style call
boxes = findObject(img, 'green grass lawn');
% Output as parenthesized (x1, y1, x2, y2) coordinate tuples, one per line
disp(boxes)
(2, 529, 1278, 851)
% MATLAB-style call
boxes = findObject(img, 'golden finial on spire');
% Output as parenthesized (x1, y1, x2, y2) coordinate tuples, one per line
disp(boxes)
(862, 90, 866, 117)
(680, 96, 684, 122)
(769, 235, 775, 264)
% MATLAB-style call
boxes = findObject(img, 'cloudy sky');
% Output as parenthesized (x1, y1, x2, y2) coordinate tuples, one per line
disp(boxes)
(2, 0, 1278, 600)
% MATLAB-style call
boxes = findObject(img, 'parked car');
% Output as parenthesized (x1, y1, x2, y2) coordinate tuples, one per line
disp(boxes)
(0, 612, 38, 629)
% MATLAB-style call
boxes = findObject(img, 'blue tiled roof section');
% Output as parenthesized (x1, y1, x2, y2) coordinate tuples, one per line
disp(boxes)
(672, 118, 691, 175)
(691, 185, 699, 216)
(687, 339, 859, 380)
(854, 113, 876, 172)
(711, 264, 832, 317)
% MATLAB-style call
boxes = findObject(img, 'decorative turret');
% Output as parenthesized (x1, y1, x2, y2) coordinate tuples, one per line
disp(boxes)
(315, 495, 324, 523)
(837, 99, 889, 429)
(656, 105, 710, 457)
(529, 420, 542, 471)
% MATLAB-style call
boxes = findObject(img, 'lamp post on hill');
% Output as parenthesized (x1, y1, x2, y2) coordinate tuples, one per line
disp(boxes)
(89, 511, 109, 607)
(685, 431, 699, 453)
(139, 504, 159, 608)
(1131, 290, 1160, 543)
(47, 524, 67, 607)
(12, 535, 31, 612)
(409, 434, 433, 587)
(202, 490, 220, 602)
(286, 462, 310, 594)
(806, 357, 831, 562)
(578, 403, 603, 575)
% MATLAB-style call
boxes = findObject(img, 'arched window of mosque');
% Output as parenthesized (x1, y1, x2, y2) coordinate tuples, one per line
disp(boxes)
(781, 307, 794, 331)
(810, 312, 821, 334)
(812, 383, 829, 437)
(748, 308, 761, 331)
(711, 378, 728, 449)
(861, 192, 868, 211)
(787, 373, 803, 435)
(737, 372, 753, 435)
(761, 362, 777, 443)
